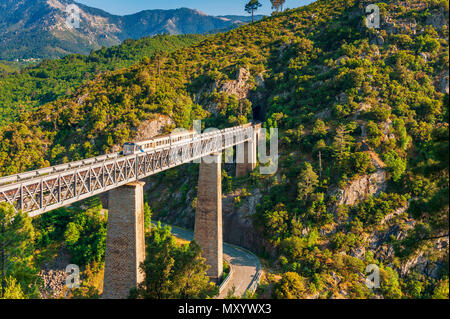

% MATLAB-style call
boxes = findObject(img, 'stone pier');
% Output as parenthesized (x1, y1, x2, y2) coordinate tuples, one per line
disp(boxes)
(194, 153, 223, 283)
(236, 139, 256, 177)
(103, 181, 146, 299)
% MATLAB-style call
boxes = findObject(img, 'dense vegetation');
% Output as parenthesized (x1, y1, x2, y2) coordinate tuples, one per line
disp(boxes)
(0, 0, 448, 299)
(0, 203, 38, 298)
(0, 34, 205, 127)
(0, 61, 22, 74)
(129, 223, 218, 299)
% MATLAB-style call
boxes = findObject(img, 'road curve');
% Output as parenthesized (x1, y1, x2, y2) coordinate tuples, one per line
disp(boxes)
(155, 222, 261, 298)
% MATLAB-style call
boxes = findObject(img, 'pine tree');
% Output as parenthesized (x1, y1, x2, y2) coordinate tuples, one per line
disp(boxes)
(297, 162, 319, 201)
(153, 49, 166, 77)
(144, 203, 152, 231)
(245, 0, 262, 23)
(270, 0, 286, 13)
(332, 125, 354, 161)
(312, 119, 328, 138)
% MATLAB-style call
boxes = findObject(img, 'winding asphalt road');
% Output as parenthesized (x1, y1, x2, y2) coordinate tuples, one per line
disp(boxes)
(155, 222, 261, 298)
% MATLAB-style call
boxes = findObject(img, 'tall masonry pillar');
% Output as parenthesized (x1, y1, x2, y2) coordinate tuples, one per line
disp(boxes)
(103, 181, 146, 299)
(236, 138, 257, 177)
(194, 153, 223, 283)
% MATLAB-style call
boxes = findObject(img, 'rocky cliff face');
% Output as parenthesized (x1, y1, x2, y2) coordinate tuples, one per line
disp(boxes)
(133, 115, 174, 142)
(218, 68, 253, 100)
(222, 188, 275, 255)
(330, 152, 387, 208)
(333, 169, 387, 207)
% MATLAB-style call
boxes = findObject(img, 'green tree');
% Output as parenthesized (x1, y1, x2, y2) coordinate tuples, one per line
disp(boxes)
(0, 276, 26, 299)
(332, 125, 354, 161)
(130, 223, 217, 299)
(432, 279, 449, 299)
(172, 241, 217, 299)
(270, 0, 286, 13)
(245, 0, 262, 22)
(273, 272, 306, 299)
(153, 49, 167, 77)
(130, 223, 175, 299)
(0, 203, 38, 298)
(144, 203, 152, 231)
(383, 150, 407, 182)
(380, 267, 403, 299)
(297, 162, 319, 201)
(264, 210, 291, 241)
(312, 119, 327, 138)
(64, 205, 107, 266)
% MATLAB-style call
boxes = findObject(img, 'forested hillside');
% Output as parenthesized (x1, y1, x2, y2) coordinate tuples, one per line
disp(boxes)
(0, 34, 205, 127)
(0, 61, 21, 74)
(0, 0, 448, 299)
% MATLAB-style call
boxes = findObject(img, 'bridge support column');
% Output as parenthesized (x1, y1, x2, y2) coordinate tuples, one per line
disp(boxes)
(103, 181, 146, 299)
(236, 139, 256, 177)
(194, 153, 223, 283)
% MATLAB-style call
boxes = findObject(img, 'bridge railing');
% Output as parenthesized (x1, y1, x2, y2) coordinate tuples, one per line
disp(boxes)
(0, 153, 119, 186)
(0, 124, 256, 217)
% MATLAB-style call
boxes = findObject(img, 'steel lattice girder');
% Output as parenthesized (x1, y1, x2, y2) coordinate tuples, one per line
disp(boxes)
(0, 125, 256, 216)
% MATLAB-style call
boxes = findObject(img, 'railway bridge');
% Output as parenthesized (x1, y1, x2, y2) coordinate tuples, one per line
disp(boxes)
(0, 122, 263, 298)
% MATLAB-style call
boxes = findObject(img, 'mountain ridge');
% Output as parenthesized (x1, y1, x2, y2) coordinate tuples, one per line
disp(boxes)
(0, 0, 262, 60)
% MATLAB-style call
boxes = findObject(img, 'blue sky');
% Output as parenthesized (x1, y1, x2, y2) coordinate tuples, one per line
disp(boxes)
(76, 0, 316, 16)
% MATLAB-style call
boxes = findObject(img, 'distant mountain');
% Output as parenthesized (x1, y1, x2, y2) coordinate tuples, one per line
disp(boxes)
(0, 0, 261, 60)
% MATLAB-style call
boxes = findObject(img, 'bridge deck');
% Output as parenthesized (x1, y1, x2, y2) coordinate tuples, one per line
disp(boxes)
(0, 124, 258, 217)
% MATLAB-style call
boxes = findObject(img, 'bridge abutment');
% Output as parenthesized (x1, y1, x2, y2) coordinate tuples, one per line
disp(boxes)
(194, 153, 223, 283)
(103, 181, 146, 299)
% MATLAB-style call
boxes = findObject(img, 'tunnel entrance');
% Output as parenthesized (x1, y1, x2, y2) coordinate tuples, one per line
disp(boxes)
(252, 105, 264, 122)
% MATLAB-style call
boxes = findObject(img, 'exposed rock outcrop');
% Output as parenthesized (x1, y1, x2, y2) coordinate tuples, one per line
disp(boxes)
(222, 189, 275, 256)
(437, 71, 449, 94)
(334, 169, 386, 207)
(219, 68, 252, 100)
(134, 115, 174, 142)
(39, 246, 72, 299)
(331, 152, 387, 207)
(426, 8, 449, 30)
(399, 236, 449, 279)
(196, 66, 266, 118)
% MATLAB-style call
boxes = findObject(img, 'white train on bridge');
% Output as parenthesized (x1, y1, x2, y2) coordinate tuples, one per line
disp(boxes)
(121, 123, 255, 156)
(0, 122, 262, 216)
(0, 123, 259, 187)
